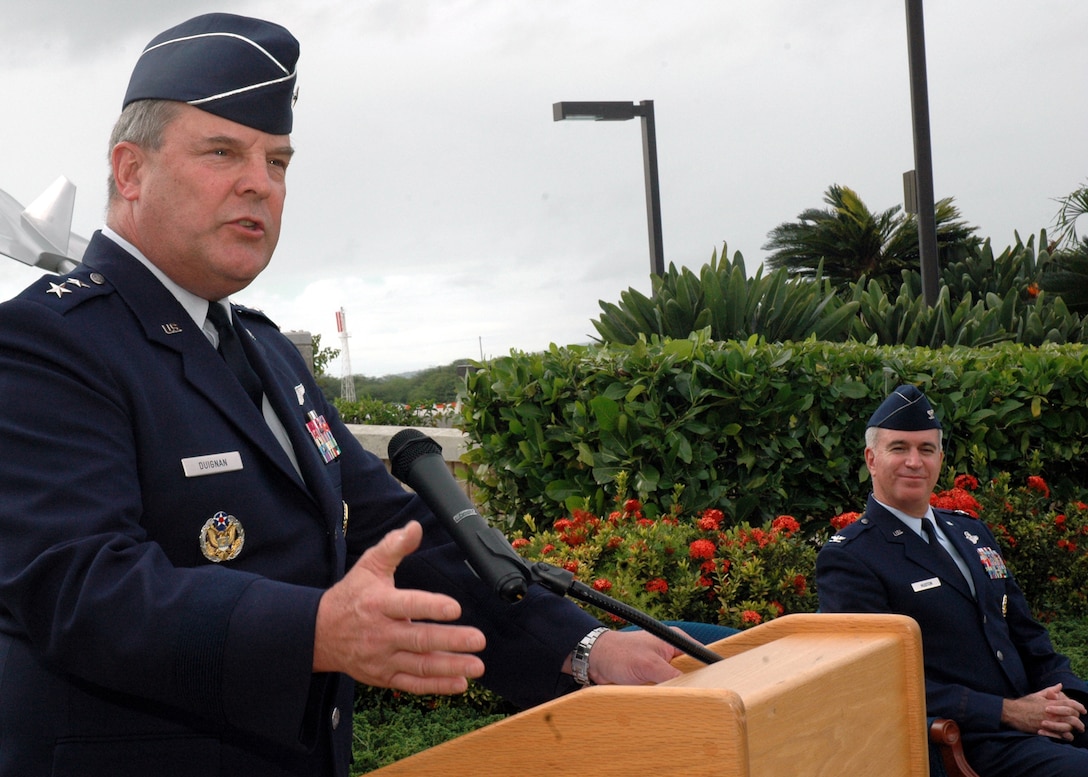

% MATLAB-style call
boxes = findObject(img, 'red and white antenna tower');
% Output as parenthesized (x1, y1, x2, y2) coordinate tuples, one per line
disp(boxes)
(335, 307, 356, 402)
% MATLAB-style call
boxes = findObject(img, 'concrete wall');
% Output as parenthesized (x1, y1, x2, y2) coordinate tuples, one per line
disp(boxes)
(348, 424, 472, 495)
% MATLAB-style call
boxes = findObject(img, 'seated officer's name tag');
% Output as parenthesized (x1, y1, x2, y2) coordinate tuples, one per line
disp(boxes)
(912, 577, 942, 593)
(182, 451, 243, 478)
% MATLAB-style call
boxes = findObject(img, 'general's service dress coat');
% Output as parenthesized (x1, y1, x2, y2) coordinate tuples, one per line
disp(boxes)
(0, 233, 600, 777)
(817, 495, 1088, 767)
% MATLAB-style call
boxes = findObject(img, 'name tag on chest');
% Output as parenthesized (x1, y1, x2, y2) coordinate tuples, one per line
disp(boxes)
(911, 577, 942, 592)
(182, 451, 244, 478)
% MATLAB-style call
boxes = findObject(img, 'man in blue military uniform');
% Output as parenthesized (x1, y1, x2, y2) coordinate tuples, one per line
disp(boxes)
(0, 13, 682, 777)
(817, 384, 1088, 776)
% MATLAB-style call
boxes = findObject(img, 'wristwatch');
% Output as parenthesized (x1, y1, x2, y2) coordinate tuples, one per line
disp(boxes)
(571, 627, 609, 687)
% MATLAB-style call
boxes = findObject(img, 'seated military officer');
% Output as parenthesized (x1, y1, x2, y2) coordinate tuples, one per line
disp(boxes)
(817, 384, 1088, 777)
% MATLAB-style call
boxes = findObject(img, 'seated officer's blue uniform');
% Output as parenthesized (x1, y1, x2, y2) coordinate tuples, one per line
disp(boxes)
(817, 385, 1088, 777)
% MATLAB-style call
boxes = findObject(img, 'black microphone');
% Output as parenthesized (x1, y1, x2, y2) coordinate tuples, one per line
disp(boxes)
(388, 429, 530, 603)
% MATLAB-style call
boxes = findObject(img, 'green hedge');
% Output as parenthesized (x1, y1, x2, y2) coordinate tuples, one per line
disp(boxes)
(460, 333, 1088, 531)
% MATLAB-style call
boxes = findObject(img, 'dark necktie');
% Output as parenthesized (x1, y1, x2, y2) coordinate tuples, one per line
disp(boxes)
(207, 304, 263, 407)
(922, 518, 968, 586)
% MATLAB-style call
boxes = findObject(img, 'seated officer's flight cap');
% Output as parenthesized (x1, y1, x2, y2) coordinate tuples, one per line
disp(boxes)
(123, 13, 298, 135)
(867, 384, 942, 431)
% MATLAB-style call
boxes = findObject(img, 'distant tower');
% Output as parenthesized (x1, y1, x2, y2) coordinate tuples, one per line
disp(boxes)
(335, 307, 356, 402)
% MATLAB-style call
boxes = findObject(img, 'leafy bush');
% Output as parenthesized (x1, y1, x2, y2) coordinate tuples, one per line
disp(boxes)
(592, 232, 1085, 350)
(461, 334, 1088, 531)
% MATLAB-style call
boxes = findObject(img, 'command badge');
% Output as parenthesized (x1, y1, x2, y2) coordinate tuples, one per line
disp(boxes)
(200, 511, 245, 562)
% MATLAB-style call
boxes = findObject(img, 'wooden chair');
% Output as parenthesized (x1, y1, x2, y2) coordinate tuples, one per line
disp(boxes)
(929, 718, 981, 777)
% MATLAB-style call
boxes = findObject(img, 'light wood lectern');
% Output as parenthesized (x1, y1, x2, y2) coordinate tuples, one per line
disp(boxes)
(367, 613, 929, 776)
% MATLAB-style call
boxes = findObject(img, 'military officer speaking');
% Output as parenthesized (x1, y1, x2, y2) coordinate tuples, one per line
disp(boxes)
(0, 13, 683, 777)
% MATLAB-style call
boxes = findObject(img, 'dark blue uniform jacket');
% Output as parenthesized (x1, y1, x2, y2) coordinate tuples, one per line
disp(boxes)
(817, 494, 1088, 736)
(0, 233, 598, 776)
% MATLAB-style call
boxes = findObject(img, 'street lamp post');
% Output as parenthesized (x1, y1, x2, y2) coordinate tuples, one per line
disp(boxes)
(904, 0, 940, 306)
(553, 100, 665, 278)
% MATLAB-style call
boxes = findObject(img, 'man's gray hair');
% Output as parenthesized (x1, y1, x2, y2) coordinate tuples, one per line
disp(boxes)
(106, 100, 182, 202)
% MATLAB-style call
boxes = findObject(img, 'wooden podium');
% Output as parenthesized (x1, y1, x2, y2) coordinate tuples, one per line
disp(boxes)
(367, 613, 929, 776)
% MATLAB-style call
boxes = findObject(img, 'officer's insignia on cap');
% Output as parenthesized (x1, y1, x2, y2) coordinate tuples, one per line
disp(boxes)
(200, 510, 245, 562)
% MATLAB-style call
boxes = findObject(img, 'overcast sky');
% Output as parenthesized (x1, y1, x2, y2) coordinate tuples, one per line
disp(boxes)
(3, 0, 1086, 376)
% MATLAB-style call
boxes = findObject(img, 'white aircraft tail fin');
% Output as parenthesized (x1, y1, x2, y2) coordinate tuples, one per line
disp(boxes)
(22, 176, 77, 255)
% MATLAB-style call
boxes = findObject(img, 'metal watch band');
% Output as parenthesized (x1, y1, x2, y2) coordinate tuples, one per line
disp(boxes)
(571, 626, 609, 687)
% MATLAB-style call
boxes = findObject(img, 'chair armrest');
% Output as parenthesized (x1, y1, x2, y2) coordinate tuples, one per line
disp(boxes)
(928, 718, 981, 777)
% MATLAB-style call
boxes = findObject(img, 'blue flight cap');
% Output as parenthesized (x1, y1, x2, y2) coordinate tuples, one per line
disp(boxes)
(123, 13, 299, 135)
(867, 384, 942, 430)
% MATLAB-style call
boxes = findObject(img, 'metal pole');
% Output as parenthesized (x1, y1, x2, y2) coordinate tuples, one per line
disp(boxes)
(636, 100, 666, 277)
(905, 0, 939, 306)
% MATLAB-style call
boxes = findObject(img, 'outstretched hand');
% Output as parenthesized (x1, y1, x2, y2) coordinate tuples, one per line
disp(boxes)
(313, 520, 486, 695)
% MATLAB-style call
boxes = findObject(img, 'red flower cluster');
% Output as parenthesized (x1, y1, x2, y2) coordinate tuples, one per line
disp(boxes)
(553, 509, 600, 547)
(741, 610, 763, 625)
(1027, 476, 1050, 498)
(793, 574, 808, 595)
(830, 511, 862, 530)
(930, 487, 982, 518)
(697, 509, 724, 531)
(645, 577, 669, 594)
(771, 515, 801, 537)
(954, 474, 979, 491)
(689, 538, 717, 560)
(592, 578, 612, 593)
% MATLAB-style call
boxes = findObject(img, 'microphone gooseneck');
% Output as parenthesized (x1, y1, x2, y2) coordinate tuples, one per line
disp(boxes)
(387, 429, 720, 664)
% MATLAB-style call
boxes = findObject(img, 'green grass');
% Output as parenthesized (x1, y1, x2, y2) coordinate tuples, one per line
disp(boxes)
(351, 701, 502, 775)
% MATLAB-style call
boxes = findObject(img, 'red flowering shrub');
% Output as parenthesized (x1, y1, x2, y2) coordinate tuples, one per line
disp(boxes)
(513, 480, 817, 630)
(969, 472, 1088, 619)
(930, 487, 982, 518)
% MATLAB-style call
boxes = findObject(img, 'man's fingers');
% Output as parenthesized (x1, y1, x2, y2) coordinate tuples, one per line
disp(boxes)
(358, 520, 424, 579)
(383, 617, 486, 656)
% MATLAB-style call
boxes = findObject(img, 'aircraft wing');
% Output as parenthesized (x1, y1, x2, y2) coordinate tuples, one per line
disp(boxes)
(0, 177, 87, 274)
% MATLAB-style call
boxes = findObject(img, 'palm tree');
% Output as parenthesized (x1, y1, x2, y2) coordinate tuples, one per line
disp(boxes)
(1040, 182, 1088, 312)
(763, 184, 979, 290)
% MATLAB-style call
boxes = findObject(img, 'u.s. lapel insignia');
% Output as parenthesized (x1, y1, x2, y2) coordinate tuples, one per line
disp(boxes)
(162, 323, 183, 335)
(200, 511, 245, 562)
(964, 531, 979, 545)
(893, 529, 904, 537)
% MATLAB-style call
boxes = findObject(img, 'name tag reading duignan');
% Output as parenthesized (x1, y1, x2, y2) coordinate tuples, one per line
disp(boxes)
(182, 451, 244, 478)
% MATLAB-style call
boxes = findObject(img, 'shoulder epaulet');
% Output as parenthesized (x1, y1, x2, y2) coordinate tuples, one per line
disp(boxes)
(233, 302, 279, 330)
(19, 267, 114, 314)
(934, 506, 981, 523)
